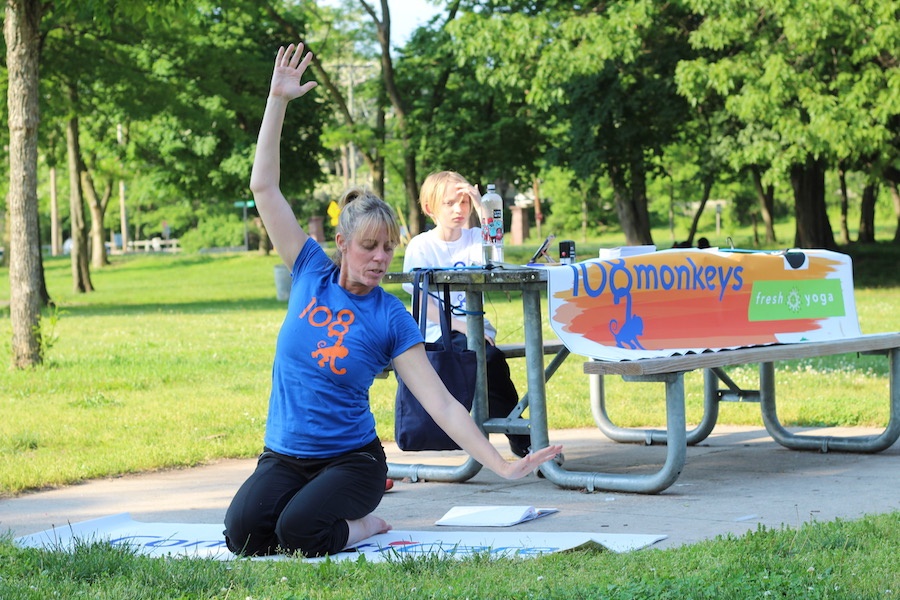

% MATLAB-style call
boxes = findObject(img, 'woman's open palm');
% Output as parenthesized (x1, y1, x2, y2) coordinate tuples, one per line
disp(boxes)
(270, 43, 318, 100)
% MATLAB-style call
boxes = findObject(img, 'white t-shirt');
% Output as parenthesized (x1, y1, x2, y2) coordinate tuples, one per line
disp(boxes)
(402, 227, 498, 343)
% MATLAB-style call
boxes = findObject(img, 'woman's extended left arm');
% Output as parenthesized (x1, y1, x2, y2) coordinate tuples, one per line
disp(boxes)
(392, 344, 563, 479)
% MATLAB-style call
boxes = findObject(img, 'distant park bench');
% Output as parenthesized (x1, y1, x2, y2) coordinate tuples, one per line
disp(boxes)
(127, 238, 180, 253)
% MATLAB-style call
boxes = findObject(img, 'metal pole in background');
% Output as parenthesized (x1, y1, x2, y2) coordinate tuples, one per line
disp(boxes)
(117, 124, 129, 252)
(243, 202, 249, 251)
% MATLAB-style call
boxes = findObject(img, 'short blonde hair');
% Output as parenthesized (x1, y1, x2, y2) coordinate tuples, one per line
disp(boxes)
(419, 171, 472, 221)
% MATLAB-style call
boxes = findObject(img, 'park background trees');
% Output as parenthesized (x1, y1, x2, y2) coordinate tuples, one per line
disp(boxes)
(4, 0, 900, 368)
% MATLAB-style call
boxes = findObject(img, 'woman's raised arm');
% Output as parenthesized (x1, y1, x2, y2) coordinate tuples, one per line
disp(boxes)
(250, 43, 319, 268)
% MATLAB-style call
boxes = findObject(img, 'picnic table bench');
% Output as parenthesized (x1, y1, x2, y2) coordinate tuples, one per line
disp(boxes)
(562, 333, 900, 494)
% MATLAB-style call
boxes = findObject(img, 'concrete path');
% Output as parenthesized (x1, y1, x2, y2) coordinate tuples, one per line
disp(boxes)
(3, 426, 899, 549)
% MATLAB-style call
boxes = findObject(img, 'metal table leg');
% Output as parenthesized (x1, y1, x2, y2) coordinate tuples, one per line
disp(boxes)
(589, 367, 719, 446)
(386, 285, 487, 482)
(521, 288, 550, 452)
(540, 372, 688, 494)
(760, 349, 900, 453)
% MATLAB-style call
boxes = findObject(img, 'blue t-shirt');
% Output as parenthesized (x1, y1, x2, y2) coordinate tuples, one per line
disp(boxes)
(264, 239, 423, 458)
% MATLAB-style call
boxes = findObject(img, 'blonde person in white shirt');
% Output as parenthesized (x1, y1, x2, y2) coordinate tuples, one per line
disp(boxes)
(403, 170, 531, 458)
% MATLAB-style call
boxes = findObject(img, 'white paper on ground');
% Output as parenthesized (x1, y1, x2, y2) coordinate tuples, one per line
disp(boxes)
(15, 513, 666, 561)
(435, 505, 559, 527)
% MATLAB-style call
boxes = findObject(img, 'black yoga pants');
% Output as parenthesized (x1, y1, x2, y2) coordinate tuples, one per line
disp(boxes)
(223, 438, 387, 557)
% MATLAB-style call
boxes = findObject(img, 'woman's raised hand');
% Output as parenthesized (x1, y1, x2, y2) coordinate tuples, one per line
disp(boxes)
(269, 43, 318, 101)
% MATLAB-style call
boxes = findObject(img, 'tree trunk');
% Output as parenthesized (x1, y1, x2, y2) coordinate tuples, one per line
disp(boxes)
(612, 186, 652, 245)
(581, 195, 589, 243)
(118, 179, 129, 252)
(83, 170, 112, 267)
(857, 182, 878, 244)
(35, 211, 52, 307)
(399, 2, 461, 235)
(403, 151, 421, 234)
(371, 89, 386, 200)
(609, 163, 654, 246)
(5, 0, 44, 368)
(750, 166, 777, 244)
(686, 177, 714, 246)
(532, 178, 544, 240)
(340, 145, 350, 189)
(367, 0, 421, 234)
(837, 166, 851, 245)
(256, 216, 270, 256)
(65, 107, 94, 293)
(631, 160, 653, 245)
(889, 180, 900, 244)
(50, 166, 63, 255)
(355, 0, 421, 233)
(790, 157, 836, 249)
(1, 207, 8, 268)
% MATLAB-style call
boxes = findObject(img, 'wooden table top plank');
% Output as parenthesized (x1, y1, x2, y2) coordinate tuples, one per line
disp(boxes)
(583, 332, 900, 376)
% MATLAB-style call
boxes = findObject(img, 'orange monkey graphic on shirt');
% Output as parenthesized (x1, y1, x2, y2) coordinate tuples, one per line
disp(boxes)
(300, 297, 355, 375)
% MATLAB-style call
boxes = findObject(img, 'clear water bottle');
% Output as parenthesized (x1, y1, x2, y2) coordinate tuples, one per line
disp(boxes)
(480, 184, 504, 265)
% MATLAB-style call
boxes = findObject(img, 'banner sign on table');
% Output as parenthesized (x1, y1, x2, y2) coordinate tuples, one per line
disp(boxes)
(546, 248, 860, 361)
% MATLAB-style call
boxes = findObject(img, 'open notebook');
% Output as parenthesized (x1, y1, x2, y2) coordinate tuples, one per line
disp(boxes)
(435, 505, 559, 527)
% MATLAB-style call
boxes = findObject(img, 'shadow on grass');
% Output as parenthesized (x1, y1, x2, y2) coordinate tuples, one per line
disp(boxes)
(54, 297, 289, 318)
(843, 242, 900, 287)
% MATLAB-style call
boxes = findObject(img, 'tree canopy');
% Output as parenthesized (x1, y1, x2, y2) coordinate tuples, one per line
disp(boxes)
(4, 0, 900, 368)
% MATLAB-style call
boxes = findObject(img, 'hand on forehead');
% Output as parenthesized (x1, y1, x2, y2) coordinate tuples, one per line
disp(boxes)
(453, 182, 478, 201)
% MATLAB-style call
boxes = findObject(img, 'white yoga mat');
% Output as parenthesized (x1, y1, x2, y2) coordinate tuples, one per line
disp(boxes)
(16, 513, 666, 562)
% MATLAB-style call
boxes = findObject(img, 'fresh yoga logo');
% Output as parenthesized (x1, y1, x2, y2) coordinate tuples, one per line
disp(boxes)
(748, 279, 845, 321)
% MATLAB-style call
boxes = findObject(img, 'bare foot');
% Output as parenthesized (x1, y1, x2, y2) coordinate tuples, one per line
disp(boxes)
(344, 513, 392, 549)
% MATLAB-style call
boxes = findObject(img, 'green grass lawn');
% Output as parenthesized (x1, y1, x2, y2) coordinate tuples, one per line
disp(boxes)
(1, 245, 899, 598)
(1, 246, 898, 495)
(1, 513, 898, 598)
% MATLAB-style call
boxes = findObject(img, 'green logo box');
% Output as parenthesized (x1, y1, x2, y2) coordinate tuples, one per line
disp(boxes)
(748, 279, 846, 321)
